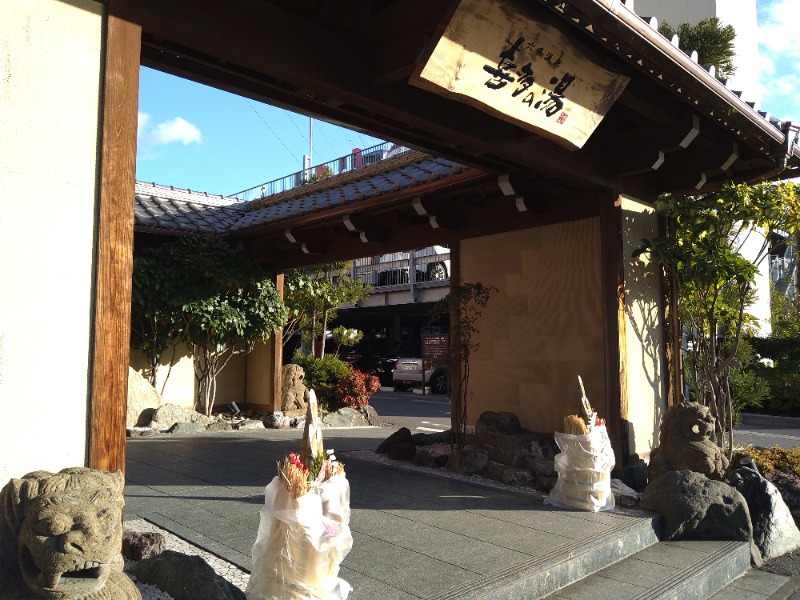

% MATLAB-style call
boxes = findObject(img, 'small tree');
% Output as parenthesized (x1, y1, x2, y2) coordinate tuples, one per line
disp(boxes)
(132, 235, 288, 416)
(635, 181, 799, 457)
(284, 263, 371, 357)
(430, 282, 497, 450)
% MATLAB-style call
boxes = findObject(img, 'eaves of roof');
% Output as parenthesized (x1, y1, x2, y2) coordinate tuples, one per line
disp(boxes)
(134, 181, 246, 236)
(229, 153, 474, 234)
(540, 0, 800, 174)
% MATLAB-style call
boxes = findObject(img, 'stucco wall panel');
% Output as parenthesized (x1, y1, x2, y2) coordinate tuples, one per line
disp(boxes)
(461, 219, 605, 435)
(0, 0, 104, 483)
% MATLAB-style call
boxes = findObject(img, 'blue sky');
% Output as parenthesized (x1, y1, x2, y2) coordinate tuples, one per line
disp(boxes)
(135, 0, 799, 196)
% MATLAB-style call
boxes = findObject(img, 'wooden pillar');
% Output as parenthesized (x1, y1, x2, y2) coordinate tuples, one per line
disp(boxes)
(598, 191, 628, 467)
(448, 235, 461, 431)
(272, 273, 285, 412)
(88, 0, 141, 474)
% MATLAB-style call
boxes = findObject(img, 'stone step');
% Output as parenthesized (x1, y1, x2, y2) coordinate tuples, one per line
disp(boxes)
(427, 511, 661, 599)
(541, 539, 751, 600)
(709, 569, 798, 600)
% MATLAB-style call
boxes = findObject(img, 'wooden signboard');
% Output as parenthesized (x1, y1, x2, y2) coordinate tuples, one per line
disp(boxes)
(410, 0, 630, 149)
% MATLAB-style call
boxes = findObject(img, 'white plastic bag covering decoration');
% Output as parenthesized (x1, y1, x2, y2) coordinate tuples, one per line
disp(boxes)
(246, 474, 353, 600)
(545, 425, 616, 512)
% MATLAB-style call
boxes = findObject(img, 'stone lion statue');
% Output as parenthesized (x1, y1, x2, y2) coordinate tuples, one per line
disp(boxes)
(281, 363, 308, 412)
(0, 467, 140, 599)
(648, 402, 730, 482)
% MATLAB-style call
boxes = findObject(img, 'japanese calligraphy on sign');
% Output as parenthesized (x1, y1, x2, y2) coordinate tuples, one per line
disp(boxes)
(410, 0, 630, 149)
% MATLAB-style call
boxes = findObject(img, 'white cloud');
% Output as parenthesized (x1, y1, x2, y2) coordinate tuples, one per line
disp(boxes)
(151, 117, 202, 145)
(137, 113, 202, 159)
(757, 0, 800, 121)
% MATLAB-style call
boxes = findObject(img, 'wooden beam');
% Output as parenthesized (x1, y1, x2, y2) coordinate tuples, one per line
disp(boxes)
(89, 0, 141, 474)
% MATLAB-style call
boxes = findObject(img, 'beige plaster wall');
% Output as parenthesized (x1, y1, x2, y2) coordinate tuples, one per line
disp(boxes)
(620, 196, 666, 459)
(0, 0, 105, 483)
(460, 219, 606, 435)
(245, 342, 276, 410)
(131, 344, 248, 411)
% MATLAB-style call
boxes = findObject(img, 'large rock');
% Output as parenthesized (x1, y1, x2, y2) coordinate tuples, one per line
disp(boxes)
(648, 402, 729, 482)
(447, 448, 489, 475)
(475, 411, 555, 467)
(376, 428, 412, 454)
(730, 465, 800, 560)
(150, 403, 212, 430)
(123, 530, 165, 561)
(127, 367, 163, 428)
(641, 470, 761, 564)
(128, 550, 245, 600)
(321, 407, 370, 428)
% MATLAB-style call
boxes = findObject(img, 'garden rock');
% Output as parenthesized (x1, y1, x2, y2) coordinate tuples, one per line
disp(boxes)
(486, 464, 534, 486)
(641, 470, 761, 565)
(235, 419, 265, 430)
(150, 403, 212, 430)
(388, 443, 417, 461)
(168, 422, 205, 434)
(730, 465, 800, 560)
(411, 430, 452, 446)
(128, 550, 245, 600)
(322, 407, 370, 428)
(526, 457, 557, 492)
(127, 367, 163, 428)
(611, 478, 641, 508)
(447, 448, 489, 475)
(376, 427, 412, 454)
(475, 411, 555, 467)
(413, 449, 449, 468)
(123, 530, 165, 561)
(206, 419, 233, 432)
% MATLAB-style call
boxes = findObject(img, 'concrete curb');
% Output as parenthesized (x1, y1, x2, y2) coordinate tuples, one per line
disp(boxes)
(741, 413, 800, 428)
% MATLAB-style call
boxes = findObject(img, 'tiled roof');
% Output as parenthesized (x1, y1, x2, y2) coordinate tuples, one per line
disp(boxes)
(134, 181, 246, 236)
(133, 155, 473, 237)
(230, 155, 471, 232)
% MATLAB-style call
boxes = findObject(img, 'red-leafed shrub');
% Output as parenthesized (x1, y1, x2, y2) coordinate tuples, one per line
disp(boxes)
(334, 366, 380, 408)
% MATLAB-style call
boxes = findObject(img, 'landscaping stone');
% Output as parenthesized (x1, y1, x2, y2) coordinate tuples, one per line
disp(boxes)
(641, 470, 761, 565)
(387, 443, 417, 461)
(411, 430, 452, 446)
(525, 457, 557, 492)
(376, 427, 412, 454)
(128, 550, 245, 600)
(486, 464, 534, 486)
(611, 478, 641, 508)
(475, 411, 555, 467)
(127, 367, 163, 428)
(206, 419, 233, 432)
(447, 448, 489, 475)
(413, 449, 448, 468)
(123, 530, 166, 561)
(168, 422, 206, 434)
(235, 419, 265, 430)
(730, 465, 800, 560)
(150, 403, 212, 430)
(321, 407, 370, 428)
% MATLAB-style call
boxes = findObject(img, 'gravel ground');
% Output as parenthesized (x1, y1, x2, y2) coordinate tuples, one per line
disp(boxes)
(123, 518, 250, 599)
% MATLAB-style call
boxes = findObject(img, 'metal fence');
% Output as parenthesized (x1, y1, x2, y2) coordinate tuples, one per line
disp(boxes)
(352, 247, 451, 288)
(230, 142, 410, 202)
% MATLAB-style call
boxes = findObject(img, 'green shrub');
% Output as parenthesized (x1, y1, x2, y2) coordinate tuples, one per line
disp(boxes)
(334, 366, 380, 408)
(292, 352, 351, 410)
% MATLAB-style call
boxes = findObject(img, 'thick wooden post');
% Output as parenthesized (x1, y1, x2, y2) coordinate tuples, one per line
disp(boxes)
(89, 0, 141, 474)
(599, 191, 627, 467)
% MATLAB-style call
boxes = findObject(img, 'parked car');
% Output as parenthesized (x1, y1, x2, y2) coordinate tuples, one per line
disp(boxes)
(392, 357, 448, 394)
(342, 352, 396, 387)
